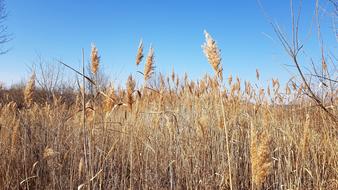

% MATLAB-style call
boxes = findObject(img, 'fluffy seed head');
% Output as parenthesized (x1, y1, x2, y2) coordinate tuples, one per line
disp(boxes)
(272, 79, 280, 89)
(285, 84, 291, 95)
(136, 39, 144, 66)
(245, 81, 252, 95)
(144, 45, 155, 82)
(91, 43, 100, 75)
(202, 30, 223, 80)
(292, 82, 297, 90)
(43, 147, 57, 159)
(228, 74, 233, 86)
(104, 85, 117, 113)
(24, 73, 36, 107)
(259, 88, 265, 98)
(256, 69, 260, 80)
(171, 66, 175, 82)
(322, 58, 327, 72)
(251, 126, 272, 189)
(126, 75, 136, 111)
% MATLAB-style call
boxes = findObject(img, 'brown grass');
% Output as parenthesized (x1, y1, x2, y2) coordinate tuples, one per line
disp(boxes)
(144, 45, 155, 82)
(136, 39, 144, 66)
(23, 73, 35, 107)
(202, 30, 223, 81)
(91, 44, 100, 75)
(0, 32, 337, 190)
(250, 124, 272, 189)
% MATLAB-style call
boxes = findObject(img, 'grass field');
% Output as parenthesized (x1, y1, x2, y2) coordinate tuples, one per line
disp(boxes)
(0, 30, 337, 190)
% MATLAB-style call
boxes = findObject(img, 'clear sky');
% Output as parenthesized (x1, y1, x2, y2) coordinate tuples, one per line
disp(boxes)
(1, 0, 336, 86)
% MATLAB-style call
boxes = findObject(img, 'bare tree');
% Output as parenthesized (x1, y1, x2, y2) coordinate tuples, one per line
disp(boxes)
(32, 55, 65, 94)
(258, 0, 337, 121)
(0, 0, 10, 54)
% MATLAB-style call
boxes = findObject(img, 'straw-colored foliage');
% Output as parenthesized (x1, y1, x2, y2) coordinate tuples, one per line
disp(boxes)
(0, 32, 337, 190)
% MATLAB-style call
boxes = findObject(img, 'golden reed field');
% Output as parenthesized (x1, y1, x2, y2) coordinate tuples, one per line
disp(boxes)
(0, 29, 337, 190)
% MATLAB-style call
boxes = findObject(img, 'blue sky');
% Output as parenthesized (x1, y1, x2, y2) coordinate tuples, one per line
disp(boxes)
(0, 0, 336, 86)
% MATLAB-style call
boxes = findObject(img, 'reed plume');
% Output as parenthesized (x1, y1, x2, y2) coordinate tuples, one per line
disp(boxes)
(285, 84, 291, 95)
(250, 124, 272, 189)
(202, 30, 223, 80)
(126, 75, 136, 111)
(144, 45, 155, 82)
(322, 58, 327, 72)
(256, 69, 260, 80)
(136, 39, 144, 66)
(228, 74, 233, 86)
(24, 73, 36, 107)
(171, 66, 175, 82)
(104, 85, 117, 113)
(43, 147, 57, 159)
(91, 43, 100, 75)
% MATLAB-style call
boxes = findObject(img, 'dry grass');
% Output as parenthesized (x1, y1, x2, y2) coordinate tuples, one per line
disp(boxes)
(202, 30, 223, 81)
(90, 44, 100, 75)
(136, 39, 144, 66)
(250, 124, 272, 189)
(0, 33, 337, 190)
(23, 73, 35, 107)
(144, 45, 155, 82)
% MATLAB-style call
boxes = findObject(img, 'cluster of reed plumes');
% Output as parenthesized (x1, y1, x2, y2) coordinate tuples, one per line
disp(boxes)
(0, 31, 337, 190)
